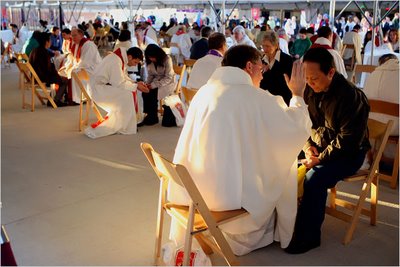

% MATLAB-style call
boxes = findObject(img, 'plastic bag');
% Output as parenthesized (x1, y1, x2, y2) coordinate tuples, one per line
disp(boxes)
(162, 241, 212, 266)
(163, 94, 187, 127)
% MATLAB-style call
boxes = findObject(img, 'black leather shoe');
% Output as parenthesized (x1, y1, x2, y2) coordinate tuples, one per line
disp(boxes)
(143, 117, 159, 126)
(284, 238, 320, 254)
(137, 122, 145, 127)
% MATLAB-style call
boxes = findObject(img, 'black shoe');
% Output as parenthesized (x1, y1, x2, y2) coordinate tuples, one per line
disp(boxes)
(284, 238, 320, 254)
(47, 100, 53, 107)
(55, 100, 68, 107)
(137, 122, 145, 127)
(143, 117, 159, 126)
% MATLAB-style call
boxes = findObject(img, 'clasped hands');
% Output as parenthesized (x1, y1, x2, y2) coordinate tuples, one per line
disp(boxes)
(137, 81, 150, 93)
(301, 146, 321, 169)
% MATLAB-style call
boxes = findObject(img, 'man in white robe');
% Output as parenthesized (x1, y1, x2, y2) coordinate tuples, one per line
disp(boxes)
(135, 27, 158, 51)
(59, 28, 102, 104)
(342, 24, 362, 65)
(232, 25, 257, 48)
(169, 45, 312, 256)
(186, 33, 227, 90)
(310, 26, 348, 78)
(84, 47, 149, 139)
(142, 21, 158, 44)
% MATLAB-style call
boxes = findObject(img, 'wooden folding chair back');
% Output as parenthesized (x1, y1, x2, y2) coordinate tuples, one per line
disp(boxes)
(71, 70, 104, 131)
(369, 99, 399, 188)
(326, 118, 393, 244)
(343, 44, 356, 71)
(169, 42, 180, 65)
(183, 59, 196, 81)
(16, 55, 57, 111)
(1, 45, 11, 68)
(181, 86, 198, 106)
(352, 64, 376, 84)
(141, 142, 247, 266)
(173, 64, 186, 94)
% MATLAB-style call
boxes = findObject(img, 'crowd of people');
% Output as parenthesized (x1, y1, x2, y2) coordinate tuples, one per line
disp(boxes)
(1, 9, 399, 258)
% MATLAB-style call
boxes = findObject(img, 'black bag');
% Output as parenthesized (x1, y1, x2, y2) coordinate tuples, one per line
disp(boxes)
(161, 105, 177, 127)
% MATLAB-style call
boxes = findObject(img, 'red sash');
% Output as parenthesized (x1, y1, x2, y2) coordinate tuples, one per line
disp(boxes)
(71, 38, 89, 61)
(114, 48, 139, 113)
(310, 43, 333, 50)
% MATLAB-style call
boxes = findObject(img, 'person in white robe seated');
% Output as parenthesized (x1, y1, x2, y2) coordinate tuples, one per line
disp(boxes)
(232, 25, 257, 48)
(186, 32, 227, 90)
(170, 25, 192, 65)
(135, 27, 157, 52)
(310, 26, 348, 78)
(363, 54, 399, 159)
(168, 45, 312, 256)
(84, 47, 149, 139)
(59, 28, 101, 105)
(113, 29, 132, 51)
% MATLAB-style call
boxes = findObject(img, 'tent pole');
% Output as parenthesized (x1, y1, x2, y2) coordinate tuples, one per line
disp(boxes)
(370, 0, 378, 65)
(329, 0, 335, 29)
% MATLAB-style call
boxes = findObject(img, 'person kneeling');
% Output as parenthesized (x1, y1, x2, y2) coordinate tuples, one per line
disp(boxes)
(84, 47, 149, 139)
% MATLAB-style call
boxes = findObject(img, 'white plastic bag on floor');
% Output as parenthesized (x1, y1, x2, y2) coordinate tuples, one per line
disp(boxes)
(162, 241, 212, 266)
(163, 94, 187, 127)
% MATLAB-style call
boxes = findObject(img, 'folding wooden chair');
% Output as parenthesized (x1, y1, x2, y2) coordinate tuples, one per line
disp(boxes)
(141, 142, 248, 266)
(369, 99, 399, 189)
(1, 44, 11, 68)
(326, 118, 393, 245)
(173, 64, 185, 94)
(181, 86, 198, 106)
(169, 42, 180, 65)
(351, 64, 376, 85)
(183, 59, 197, 82)
(343, 44, 356, 71)
(16, 54, 57, 111)
(71, 69, 104, 131)
(15, 52, 29, 90)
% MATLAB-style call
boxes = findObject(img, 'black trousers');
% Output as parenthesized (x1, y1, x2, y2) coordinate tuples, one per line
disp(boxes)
(142, 87, 159, 122)
(294, 150, 366, 242)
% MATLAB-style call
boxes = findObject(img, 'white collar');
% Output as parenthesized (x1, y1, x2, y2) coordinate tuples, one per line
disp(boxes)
(209, 66, 253, 86)
(315, 37, 332, 46)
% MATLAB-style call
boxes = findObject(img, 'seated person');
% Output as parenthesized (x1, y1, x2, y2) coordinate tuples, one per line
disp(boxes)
(84, 47, 149, 139)
(189, 26, 212, 60)
(22, 30, 41, 56)
(186, 32, 227, 90)
(114, 29, 132, 51)
(169, 45, 311, 256)
(260, 30, 293, 106)
(290, 28, 312, 59)
(363, 54, 399, 159)
(29, 32, 68, 106)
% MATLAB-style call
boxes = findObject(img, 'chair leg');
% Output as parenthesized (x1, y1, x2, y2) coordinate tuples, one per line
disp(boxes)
(370, 175, 378, 225)
(183, 202, 195, 266)
(31, 83, 35, 112)
(343, 180, 371, 245)
(154, 182, 165, 265)
(390, 142, 399, 189)
(79, 99, 84, 131)
(329, 187, 337, 209)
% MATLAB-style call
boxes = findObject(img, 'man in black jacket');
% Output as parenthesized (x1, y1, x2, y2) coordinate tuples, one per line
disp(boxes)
(190, 26, 212, 60)
(285, 47, 370, 254)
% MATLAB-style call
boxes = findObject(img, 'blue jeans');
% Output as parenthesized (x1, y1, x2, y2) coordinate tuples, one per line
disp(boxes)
(294, 150, 366, 242)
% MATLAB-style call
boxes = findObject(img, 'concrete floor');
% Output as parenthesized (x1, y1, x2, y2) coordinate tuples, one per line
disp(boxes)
(1, 64, 399, 266)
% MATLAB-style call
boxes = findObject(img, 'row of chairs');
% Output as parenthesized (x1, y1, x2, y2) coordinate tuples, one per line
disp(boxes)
(14, 53, 104, 131)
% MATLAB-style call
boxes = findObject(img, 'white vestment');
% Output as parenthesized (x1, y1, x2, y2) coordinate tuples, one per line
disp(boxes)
(144, 25, 158, 44)
(363, 59, 399, 136)
(170, 33, 192, 64)
(343, 31, 362, 64)
(65, 40, 102, 103)
(314, 37, 348, 78)
(85, 48, 139, 139)
(169, 66, 311, 255)
(234, 35, 257, 48)
(279, 38, 290, 55)
(186, 53, 222, 90)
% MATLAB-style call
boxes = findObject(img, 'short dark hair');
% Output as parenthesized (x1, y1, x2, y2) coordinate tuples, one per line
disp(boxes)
(303, 47, 335, 74)
(145, 44, 168, 66)
(306, 27, 315, 34)
(378, 53, 398, 65)
(208, 32, 226, 51)
(118, 29, 131, 42)
(200, 26, 213, 38)
(61, 28, 71, 34)
(317, 26, 332, 39)
(52, 26, 60, 33)
(299, 28, 307, 34)
(221, 45, 261, 70)
(32, 30, 42, 40)
(353, 24, 361, 31)
(38, 32, 51, 47)
(127, 47, 143, 60)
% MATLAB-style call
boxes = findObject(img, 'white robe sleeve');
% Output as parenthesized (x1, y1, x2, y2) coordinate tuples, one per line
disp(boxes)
(75, 42, 101, 74)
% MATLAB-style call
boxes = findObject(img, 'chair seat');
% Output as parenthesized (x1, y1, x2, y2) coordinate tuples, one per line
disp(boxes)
(343, 169, 370, 182)
(164, 203, 248, 231)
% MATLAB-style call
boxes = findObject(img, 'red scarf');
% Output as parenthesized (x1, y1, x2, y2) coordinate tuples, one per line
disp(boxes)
(310, 43, 333, 50)
(175, 29, 185, 36)
(71, 37, 89, 61)
(113, 48, 139, 113)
